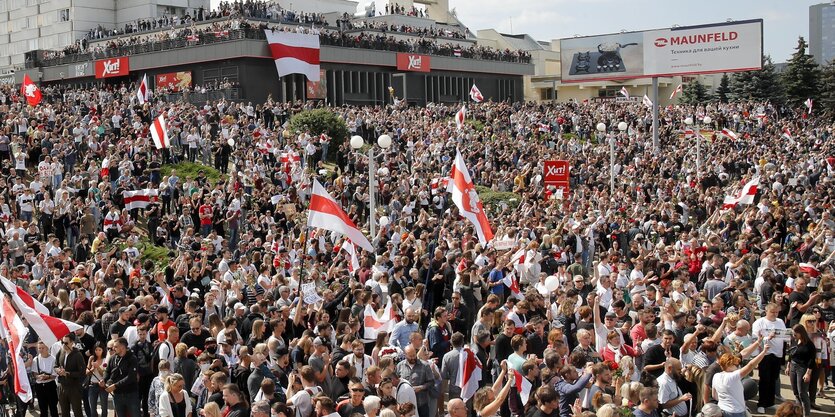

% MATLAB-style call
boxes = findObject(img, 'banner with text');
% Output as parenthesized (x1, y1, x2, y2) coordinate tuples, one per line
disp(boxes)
(544, 160, 570, 195)
(155, 71, 192, 92)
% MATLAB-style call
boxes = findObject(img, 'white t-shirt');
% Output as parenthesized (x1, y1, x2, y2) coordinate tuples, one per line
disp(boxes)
(751, 317, 786, 355)
(712, 370, 746, 413)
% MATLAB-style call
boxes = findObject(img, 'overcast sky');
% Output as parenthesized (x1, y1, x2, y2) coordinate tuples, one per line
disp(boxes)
(212, 0, 820, 62)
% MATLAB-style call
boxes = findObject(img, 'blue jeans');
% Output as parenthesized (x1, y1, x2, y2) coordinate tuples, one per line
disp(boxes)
(722, 412, 746, 417)
(790, 363, 811, 415)
(113, 391, 141, 417)
(87, 384, 108, 417)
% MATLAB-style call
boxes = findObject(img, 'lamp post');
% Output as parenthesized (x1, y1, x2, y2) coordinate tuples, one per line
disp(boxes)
(597, 122, 615, 195)
(350, 134, 392, 239)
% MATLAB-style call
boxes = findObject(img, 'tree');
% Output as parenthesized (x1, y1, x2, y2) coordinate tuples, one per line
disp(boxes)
(680, 79, 711, 105)
(730, 55, 785, 103)
(819, 59, 835, 117)
(781, 37, 821, 106)
(288, 108, 349, 161)
(715, 73, 731, 103)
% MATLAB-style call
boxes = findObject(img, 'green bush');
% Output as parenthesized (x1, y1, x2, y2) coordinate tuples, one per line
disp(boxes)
(476, 185, 520, 213)
(466, 119, 485, 132)
(161, 162, 224, 183)
(119, 239, 171, 273)
(288, 109, 349, 160)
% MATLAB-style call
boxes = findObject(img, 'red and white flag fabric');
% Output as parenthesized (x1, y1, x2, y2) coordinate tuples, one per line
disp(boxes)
(502, 271, 523, 299)
(136, 73, 150, 105)
(512, 369, 533, 406)
(123, 189, 159, 210)
(721, 177, 759, 210)
(100, 157, 110, 179)
(0, 292, 32, 402)
(720, 128, 738, 140)
(799, 263, 820, 277)
(430, 177, 450, 194)
(0, 276, 82, 346)
(469, 84, 484, 102)
(363, 301, 394, 339)
(642, 94, 653, 108)
(265, 30, 321, 81)
(782, 128, 793, 141)
(619, 86, 629, 99)
(214, 30, 230, 37)
(21, 74, 42, 106)
(455, 105, 466, 129)
(805, 98, 813, 114)
(669, 84, 683, 100)
(1, 276, 49, 315)
(538, 123, 551, 133)
(341, 240, 361, 273)
(308, 179, 374, 253)
(187, 34, 199, 42)
(447, 149, 493, 245)
(457, 346, 482, 402)
(280, 151, 301, 165)
(151, 114, 170, 149)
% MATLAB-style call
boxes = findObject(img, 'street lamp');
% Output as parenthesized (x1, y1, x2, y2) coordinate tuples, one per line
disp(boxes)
(597, 122, 617, 195)
(350, 134, 392, 239)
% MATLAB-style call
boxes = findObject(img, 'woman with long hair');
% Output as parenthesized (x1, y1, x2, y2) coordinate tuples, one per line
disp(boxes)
(372, 331, 390, 364)
(247, 319, 266, 349)
(473, 361, 512, 417)
(158, 373, 192, 417)
(222, 383, 250, 417)
(787, 323, 815, 416)
(800, 313, 826, 410)
(86, 342, 108, 417)
(28, 341, 59, 417)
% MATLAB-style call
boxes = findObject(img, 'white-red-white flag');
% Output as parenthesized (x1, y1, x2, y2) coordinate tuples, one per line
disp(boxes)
(512, 369, 533, 405)
(123, 189, 159, 210)
(308, 179, 374, 253)
(100, 157, 110, 179)
(642, 94, 653, 108)
(1, 276, 49, 315)
(447, 149, 493, 245)
(469, 84, 484, 103)
(363, 301, 394, 340)
(805, 98, 813, 114)
(720, 128, 738, 140)
(455, 105, 466, 129)
(619, 86, 629, 99)
(457, 345, 482, 402)
(1, 276, 82, 346)
(21, 74, 42, 106)
(280, 151, 301, 165)
(265, 30, 321, 81)
(502, 271, 523, 299)
(430, 177, 450, 195)
(721, 177, 759, 210)
(782, 128, 793, 141)
(0, 292, 32, 402)
(187, 34, 199, 42)
(799, 263, 820, 277)
(669, 84, 683, 100)
(151, 114, 170, 149)
(136, 73, 150, 104)
(341, 240, 361, 273)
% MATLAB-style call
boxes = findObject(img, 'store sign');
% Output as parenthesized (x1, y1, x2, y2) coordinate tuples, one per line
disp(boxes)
(0, 75, 14, 85)
(95, 57, 129, 78)
(560, 19, 762, 82)
(72, 62, 91, 78)
(155, 71, 192, 92)
(396, 53, 430, 72)
(543, 160, 570, 194)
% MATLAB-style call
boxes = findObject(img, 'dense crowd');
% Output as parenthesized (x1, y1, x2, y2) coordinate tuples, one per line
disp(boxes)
(0, 78, 832, 417)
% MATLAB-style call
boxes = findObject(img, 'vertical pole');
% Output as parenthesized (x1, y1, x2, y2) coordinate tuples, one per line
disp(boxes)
(696, 124, 701, 177)
(368, 147, 376, 240)
(652, 77, 659, 149)
(609, 134, 615, 195)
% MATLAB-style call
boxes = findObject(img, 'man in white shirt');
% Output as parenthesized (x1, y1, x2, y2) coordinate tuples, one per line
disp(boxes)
(657, 359, 691, 417)
(750, 303, 786, 413)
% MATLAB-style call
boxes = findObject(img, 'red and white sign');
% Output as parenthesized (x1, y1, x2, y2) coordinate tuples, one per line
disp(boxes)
(396, 53, 431, 72)
(155, 71, 192, 92)
(265, 30, 321, 81)
(544, 160, 570, 194)
(95, 57, 129, 78)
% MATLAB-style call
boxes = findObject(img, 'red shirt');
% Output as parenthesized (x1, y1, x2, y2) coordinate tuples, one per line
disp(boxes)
(199, 204, 213, 226)
(156, 319, 176, 341)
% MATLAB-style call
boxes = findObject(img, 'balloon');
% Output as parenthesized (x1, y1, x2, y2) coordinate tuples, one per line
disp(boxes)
(379, 216, 390, 227)
(544, 275, 560, 292)
(534, 174, 542, 183)
(227, 138, 235, 147)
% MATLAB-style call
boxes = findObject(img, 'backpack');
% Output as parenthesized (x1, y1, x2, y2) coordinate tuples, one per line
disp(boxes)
(132, 341, 153, 377)
(150, 340, 171, 375)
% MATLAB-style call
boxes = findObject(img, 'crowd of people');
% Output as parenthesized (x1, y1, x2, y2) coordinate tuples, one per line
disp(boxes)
(0, 74, 832, 417)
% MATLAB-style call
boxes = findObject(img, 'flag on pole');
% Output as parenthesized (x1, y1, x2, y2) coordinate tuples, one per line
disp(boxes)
(265, 30, 321, 81)
(455, 105, 466, 129)
(619, 86, 629, 99)
(799, 263, 820, 277)
(805, 98, 813, 114)
(136, 73, 150, 104)
(0, 276, 81, 346)
(123, 189, 160, 210)
(642, 94, 653, 108)
(721, 177, 759, 210)
(469, 84, 484, 102)
(308, 179, 374, 253)
(457, 346, 482, 402)
(512, 369, 533, 406)
(151, 114, 170, 149)
(430, 177, 450, 195)
(502, 271, 523, 299)
(21, 74, 42, 106)
(0, 292, 32, 402)
(101, 157, 110, 179)
(447, 149, 493, 245)
(363, 302, 394, 339)
(720, 128, 738, 140)
(341, 240, 360, 273)
(669, 84, 683, 100)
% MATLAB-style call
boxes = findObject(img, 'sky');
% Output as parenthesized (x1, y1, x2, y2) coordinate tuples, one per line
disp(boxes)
(211, 0, 820, 62)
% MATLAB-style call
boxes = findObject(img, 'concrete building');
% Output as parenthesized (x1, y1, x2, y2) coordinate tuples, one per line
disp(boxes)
(810, 1, 835, 65)
(0, 0, 209, 74)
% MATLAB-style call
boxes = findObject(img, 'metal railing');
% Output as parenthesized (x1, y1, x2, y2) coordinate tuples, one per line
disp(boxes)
(161, 88, 241, 104)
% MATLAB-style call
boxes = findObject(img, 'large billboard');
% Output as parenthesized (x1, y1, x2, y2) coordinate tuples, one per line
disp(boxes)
(560, 19, 762, 82)
(155, 71, 192, 92)
(95, 57, 129, 78)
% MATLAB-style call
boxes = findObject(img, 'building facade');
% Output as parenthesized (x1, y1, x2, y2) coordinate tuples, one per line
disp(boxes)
(810, 1, 835, 65)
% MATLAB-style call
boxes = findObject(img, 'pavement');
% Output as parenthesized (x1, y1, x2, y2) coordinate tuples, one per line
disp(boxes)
(749, 372, 835, 417)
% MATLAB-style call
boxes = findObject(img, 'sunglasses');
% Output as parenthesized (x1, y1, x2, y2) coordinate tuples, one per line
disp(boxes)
(350, 388, 364, 392)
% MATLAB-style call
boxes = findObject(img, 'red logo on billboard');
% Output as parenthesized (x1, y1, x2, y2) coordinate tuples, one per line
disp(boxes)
(95, 57, 129, 78)
(396, 53, 430, 72)
(155, 71, 192, 92)
(654, 38, 668, 47)
(544, 160, 570, 194)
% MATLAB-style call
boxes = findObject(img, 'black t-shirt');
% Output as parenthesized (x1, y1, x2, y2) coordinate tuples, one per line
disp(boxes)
(529, 408, 559, 417)
(787, 290, 809, 326)
(180, 330, 210, 350)
(643, 344, 680, 378)
(109, 320, 129, 338)
(494, 333, 514, 362)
